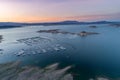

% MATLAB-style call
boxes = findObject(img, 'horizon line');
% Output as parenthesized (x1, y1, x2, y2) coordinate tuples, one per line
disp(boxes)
(0, 20, 120, 23)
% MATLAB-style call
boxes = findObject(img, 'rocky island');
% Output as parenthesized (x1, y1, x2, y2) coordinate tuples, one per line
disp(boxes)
(89, 26, 97, 28)
(37, 29, 99, 37)
(79, 31, 99, 37)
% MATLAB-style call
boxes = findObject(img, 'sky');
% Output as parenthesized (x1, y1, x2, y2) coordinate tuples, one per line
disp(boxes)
(0, 0, 120, 22)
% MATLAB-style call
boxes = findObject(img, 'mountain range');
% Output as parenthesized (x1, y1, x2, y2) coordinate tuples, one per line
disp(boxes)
(0, 21, 120, 29)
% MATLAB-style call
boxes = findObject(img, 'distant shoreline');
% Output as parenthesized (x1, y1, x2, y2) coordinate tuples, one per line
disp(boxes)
(0, 20, 120, 29)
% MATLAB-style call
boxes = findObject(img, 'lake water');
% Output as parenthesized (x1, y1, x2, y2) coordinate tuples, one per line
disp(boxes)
(0, 24, 120, 80)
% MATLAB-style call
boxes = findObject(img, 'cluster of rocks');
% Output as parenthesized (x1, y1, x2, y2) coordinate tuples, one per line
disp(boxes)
(16, 37, 66, 56)
(38, 29, 61, 34)
(0, 61, 73, 80)
(0, 61, 116, 80)
(37, 29, 99, 37)
(38, 29, 74, 35)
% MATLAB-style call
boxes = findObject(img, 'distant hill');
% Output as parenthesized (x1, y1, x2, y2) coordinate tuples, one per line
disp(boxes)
(60, 20, 80, 23)
(0, 21, 120, 29)
(24, 20, 120, 26)
(0, 22, 23, 29)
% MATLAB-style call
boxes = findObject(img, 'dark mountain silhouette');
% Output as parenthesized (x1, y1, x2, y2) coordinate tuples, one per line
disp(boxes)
(24, 20, 120, 26)
(0, 22, 23, 29)
(0, 21, 120, 29)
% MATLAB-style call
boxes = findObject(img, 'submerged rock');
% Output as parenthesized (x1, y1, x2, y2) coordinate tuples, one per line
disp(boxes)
(79, 31, 99, 37)
(16, 37, 67, 56)
(89, 26, 97, 28)
(95, 77, 111, 80)
(0, 49, 3, 54)
(0, 35, 3, 43)
(0, 62, 73, 80)
(0, 49, 3, 51)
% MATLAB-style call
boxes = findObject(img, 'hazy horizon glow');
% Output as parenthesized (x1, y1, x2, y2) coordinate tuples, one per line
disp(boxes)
(0, 0, 120, 22)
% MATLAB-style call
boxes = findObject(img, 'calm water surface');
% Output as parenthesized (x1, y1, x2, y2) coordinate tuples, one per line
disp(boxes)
(0, 24, 120, 80)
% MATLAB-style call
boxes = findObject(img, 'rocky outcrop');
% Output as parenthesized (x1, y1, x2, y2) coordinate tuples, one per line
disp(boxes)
(37, 29, 72, 34)
(0, 61, 73, 80)
(38, 29, 61, 34)
(0, 61, 115, 80)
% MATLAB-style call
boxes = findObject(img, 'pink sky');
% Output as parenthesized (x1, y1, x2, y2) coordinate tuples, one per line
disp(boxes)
(0, 0, 120, 22)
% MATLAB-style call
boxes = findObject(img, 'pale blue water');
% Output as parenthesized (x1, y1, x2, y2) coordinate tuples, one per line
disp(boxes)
(0, 24, 120, 80)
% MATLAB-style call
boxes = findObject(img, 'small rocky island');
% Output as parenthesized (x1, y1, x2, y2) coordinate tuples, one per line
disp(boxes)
(79, 31, 99, 37)
(89, 26, 97, 28)
(37, 29, 99, 37)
